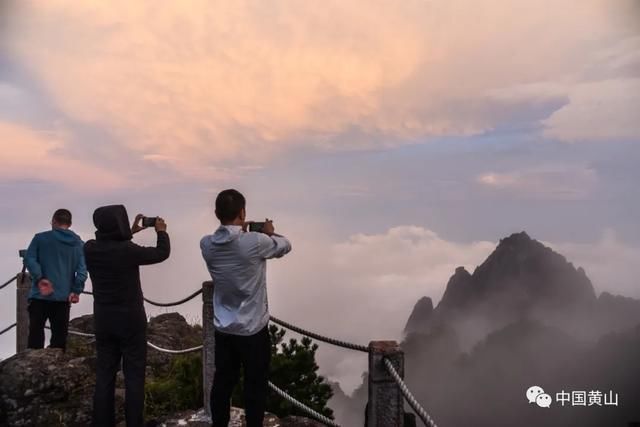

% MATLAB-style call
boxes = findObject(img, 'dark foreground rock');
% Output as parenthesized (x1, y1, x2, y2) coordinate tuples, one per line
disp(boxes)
(0, 348, 106, 426)
(159, 409, 324, 426)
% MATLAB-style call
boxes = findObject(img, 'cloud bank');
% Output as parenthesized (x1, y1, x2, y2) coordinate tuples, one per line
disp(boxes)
(3, 0, 638, 184)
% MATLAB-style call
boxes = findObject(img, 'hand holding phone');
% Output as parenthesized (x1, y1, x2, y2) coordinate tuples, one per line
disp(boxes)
(248, 221, 266, 233)
(142, 216, 158, 228)
(248, 219, 274, 236)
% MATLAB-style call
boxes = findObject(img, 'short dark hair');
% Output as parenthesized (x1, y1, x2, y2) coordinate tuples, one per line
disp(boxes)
(215, 189, 246, 223)
(52, 208, 72, 226)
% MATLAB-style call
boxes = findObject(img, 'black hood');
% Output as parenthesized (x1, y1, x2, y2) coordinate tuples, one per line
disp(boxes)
(93, 204, 133, 241)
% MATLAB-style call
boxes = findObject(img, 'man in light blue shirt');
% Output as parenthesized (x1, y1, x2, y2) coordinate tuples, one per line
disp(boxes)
(200, 189, 291, 427)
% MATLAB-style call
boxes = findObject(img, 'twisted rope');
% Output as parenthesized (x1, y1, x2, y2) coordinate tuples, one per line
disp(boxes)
(0, 323, 16, 335)
(82, 289, 203, 307)
(51, 327, 203, 354)
(0, 275, 17, 290)
(146, 341, 203, 354)
(143, 288, 203, 307)
(67, 329, 96, 338)
(383, 358, 438, 427)
(269, 316, 369, 353)
(268, 381, 340, 427)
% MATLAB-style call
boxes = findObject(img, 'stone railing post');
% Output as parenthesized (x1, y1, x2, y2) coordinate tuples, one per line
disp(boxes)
(202, 281, 215, 419)
(16, 272, 31, 353)
(367, 341, 404, 427)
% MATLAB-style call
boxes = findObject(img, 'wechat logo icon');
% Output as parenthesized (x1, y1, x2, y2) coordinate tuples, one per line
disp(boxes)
(527, 386, 552, 408)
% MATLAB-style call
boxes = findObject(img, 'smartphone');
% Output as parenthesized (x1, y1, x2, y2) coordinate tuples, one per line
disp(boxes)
(248, 221, 265, 232)
(142, 216, 158, 228)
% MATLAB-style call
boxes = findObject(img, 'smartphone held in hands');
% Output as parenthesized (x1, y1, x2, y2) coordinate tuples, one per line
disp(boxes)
(142, 216, 158, 228)
(248, 221, 266, 233)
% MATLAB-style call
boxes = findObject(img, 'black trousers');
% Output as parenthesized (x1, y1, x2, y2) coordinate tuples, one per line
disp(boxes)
(211, 325, 271, 427)
(27, 299, 70, 350)
(92, 306, 147, 427)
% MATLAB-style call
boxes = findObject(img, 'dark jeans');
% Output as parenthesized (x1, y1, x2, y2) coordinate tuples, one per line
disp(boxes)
(27, 298, 70, 350)
(92, 305, 147, 427)
(211, 325, 271, 427)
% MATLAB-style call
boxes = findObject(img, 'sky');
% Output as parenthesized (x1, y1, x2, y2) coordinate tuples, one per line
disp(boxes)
(0, 0, 639, 392)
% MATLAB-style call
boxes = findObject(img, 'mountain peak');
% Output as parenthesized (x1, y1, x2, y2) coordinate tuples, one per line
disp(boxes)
(405, 231, 598, 336)
(499, 231, 532, 245)
(404, 296, 434, 334)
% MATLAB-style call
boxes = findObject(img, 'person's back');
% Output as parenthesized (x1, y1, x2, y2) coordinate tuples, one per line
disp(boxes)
(24, 208, 86, 350)
(201, 225, 290, 336)
(200, 189, 291, 427)
(84, 205, 170, 427)
(27, 229, 85, 301)
(84, 206, 168, 308)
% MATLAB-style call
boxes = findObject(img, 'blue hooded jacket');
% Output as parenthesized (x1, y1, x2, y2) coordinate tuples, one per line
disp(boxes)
(25, 228, 87, 301)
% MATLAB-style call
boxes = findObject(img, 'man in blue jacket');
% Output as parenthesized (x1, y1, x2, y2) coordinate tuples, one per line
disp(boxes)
(24, 208, 87, 350)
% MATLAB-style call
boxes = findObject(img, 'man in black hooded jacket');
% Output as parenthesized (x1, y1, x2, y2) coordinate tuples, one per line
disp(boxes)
(84, 205, 170, 427)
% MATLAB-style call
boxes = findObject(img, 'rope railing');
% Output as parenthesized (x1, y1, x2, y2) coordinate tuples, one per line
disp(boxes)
(64, 325, 335, 422)
(8, 278, 438, 424)
(383, 358, 438, 427)
(48, 327, 203, 355)
(0, 323, 16, 336)
(269, 315, 369, 353)
(142, 288, 203, 307)
(80, 287, 370, 355)
(0, 275, 17, 291)
(267, 381, 340, 427)
(66, 329, 97, 338)
(146, 341, 203, 354)
(65, 325, 338, 422)
(82, 289, 203, 307)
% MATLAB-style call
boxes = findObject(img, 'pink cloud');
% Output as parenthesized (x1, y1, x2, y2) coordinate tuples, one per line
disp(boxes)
(0, 121, 126, 191)
(3, 0, 637, 179)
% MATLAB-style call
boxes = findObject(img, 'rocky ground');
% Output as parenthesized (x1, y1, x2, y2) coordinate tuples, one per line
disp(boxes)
(159, 409, 323, 427)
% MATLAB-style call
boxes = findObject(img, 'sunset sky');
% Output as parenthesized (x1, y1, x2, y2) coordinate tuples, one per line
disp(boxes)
(1, 1, 639, 391)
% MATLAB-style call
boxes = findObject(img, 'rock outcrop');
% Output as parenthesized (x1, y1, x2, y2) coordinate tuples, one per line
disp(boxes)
(0, 349, 101, 426)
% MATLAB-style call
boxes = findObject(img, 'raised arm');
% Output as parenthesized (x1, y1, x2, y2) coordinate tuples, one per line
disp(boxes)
(257, 232, 292, 259)
(127, 218, 171, 266)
